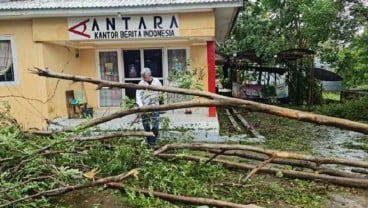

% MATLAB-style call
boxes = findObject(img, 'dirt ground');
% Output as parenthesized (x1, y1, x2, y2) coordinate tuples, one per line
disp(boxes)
(322, 189, 368, 208)
(53, 187, 128, 208)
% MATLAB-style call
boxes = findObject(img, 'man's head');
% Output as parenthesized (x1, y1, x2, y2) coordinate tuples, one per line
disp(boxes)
(141, 67, 153, 82)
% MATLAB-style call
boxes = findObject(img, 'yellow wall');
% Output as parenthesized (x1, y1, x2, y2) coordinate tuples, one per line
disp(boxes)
(190, 45, 209, 91)
(32, 11, 215, 42)
(32, 18, 69, 41)
(41, 44, 81, 118)
(0, 20, 48, 129)
(78, 49, 98, 109)
(34, 46, 98, 121)
(179, 12, 215, 37)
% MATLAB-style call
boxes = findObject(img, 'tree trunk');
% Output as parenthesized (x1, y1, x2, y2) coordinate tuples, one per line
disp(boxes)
(157, 154, 368, 189)
(31, 67, 368, 134)
(106, 182, 262, 208)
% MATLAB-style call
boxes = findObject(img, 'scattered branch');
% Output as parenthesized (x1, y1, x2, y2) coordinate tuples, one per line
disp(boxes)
(157, 153, 368, 189)
(106, 182, 262, 208)
(154, 143, 368, 169)
(72, 131, 154, 142)
(207, 149, 365, 179)
(203, 149, 226, 165)
(241, 154, 276, 183)
(0, 169, 139, 208)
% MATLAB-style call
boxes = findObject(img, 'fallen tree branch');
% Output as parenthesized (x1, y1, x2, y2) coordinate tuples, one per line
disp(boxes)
(225, 108, 242, 132)
(352, 168, 368, 176)
(157, 153, 368, 189)
(0, 169, 138, 208)
(72, 131, 154, 142)
(241, 154, 276, 183)
(203, 149, 226, 165)
(31, 67, 368, 134)
(231, 108, 264, 138)
(154, 143, 368, 169)
(106, 182, 262, 208)
(207, 149, 366, 179)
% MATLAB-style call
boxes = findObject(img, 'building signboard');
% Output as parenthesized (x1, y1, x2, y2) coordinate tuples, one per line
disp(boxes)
(68, 14, 179, 40)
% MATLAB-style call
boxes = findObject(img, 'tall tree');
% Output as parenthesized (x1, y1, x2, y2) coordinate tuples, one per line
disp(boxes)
(218, 0, 367, 101)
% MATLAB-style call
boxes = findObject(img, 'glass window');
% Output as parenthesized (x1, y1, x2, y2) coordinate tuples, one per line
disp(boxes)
(123, 50, 141, 79)
(98, 51, 122, 107)
(0, 37, 17, 85)
(144, 49, 163, 77)
(123, 49, 163, 100)
(168, 49, 186, 75)
(167, 49, 187, 103)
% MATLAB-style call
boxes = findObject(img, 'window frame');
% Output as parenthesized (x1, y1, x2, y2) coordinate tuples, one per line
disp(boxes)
(0, 35, 19, 86)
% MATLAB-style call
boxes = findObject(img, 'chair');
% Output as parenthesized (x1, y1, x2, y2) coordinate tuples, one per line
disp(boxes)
(66, 90, 88, 118)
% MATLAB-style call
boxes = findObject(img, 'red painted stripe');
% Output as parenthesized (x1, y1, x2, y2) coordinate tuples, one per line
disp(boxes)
(207, 41, 216, 117)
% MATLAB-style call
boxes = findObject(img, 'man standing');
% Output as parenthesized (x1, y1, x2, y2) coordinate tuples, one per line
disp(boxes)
(136, 67, 162, 147)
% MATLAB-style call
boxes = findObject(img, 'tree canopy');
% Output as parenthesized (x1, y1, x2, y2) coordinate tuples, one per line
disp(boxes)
(218, 0, 367, 87)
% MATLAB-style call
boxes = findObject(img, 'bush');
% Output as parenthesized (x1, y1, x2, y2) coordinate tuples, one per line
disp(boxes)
(313, 96, 368, 122)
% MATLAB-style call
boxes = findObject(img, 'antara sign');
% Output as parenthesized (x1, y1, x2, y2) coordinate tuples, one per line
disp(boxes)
(67, 14, 179, 40)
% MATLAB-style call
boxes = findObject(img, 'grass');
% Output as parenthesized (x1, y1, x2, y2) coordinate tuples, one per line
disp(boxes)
(322, 91, 341, 101)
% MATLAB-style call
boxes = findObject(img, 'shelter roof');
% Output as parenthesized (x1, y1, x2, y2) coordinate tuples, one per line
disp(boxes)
(313, 68, 343, 81)
(276, 48, 315, 61)
(237, 50, 265, 64)
(242, 66, 287, 74)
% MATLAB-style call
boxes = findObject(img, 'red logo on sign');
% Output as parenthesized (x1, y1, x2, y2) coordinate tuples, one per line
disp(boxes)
(68, 19, 91, 38)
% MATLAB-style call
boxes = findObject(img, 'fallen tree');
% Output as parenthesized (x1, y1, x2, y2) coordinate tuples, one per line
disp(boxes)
(154, 143, 368, 169)
(31, 67, 368, 134)
(107, 182, 262, 208)
(156, 153, 368, 189)
(2, 67, 362, 207)
(153, 143, 368, 188)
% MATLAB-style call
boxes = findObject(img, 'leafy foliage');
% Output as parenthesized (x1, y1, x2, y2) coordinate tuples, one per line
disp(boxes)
(333, 29, 368, 87)
(218, 0, 368, 89)
(312, 96, 368, 122)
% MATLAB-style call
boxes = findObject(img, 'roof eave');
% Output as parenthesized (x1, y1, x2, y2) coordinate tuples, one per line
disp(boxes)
(0, 2, 243, 19)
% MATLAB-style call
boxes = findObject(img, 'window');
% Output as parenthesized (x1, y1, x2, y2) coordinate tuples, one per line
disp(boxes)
(122, 49, 163, 100)
(0, 36, 17, 85)
(168, 49, 187, 75)
(98, 51, 122, 107)
(167, 48, 188, 103)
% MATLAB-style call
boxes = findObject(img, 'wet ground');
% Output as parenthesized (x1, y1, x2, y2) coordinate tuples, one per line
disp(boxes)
(311, 128, 368, 208)
(312, 127, 367, 161)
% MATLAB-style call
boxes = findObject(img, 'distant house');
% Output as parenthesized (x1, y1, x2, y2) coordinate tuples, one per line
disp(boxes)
(0, 0, 243, 129)
(314, 57, 342, 91)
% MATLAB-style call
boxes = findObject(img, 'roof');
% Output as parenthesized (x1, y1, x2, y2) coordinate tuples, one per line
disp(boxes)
(276, 48, 316, 61)
(313, 68, 343, 81)
(0, 0, 243, 41)
(0, 0, 241, 10)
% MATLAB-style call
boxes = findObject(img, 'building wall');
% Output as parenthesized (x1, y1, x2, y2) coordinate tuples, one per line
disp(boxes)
(0, 20, 48, 129)
(1, 11, 216, 129)
(190, 45, 209, 91)
(42, 44, 81, 118)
